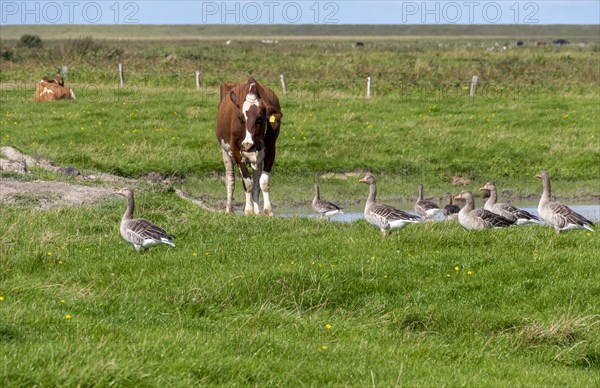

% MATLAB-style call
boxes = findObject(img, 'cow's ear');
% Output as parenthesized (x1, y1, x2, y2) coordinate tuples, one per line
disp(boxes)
(248, 82, 261, 99)
(229, 90, 240, 107)
(266, 105, 282, 118)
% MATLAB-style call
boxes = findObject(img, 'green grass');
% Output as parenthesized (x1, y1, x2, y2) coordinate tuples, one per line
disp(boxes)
(1, 84, 598, 203)
(1, 197, 599, 386)
(1, 25, 599, 386)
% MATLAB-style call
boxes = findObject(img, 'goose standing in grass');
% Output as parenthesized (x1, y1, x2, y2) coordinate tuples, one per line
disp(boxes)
(479, 182, 541, 225)
(415, 183, 443, 220)
(535, 171, 595, 234)
(312, 183, 343, 220)
(454, 190, 513, 230)
(443, 192, 461, 220)
(115, 188, 175, 252)
(359, 173, 421, 236)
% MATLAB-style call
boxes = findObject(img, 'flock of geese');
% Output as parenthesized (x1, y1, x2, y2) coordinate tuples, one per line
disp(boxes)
(315, 170, 595, 237)
(114, 170, 595, 251)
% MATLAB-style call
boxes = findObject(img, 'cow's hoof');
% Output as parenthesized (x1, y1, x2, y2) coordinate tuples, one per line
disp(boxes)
(264, 208, 274, 217)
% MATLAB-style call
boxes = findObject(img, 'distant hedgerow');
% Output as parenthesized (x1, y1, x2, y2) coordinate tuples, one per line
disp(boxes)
(18, 34, 43, 49)
(59, 36, 124, 60)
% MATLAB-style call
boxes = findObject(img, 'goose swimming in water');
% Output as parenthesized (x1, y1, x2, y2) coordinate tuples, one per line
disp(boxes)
(443, 192, 461, 220)
(414, 183, 444, 220)
(312, 183, 343, 220)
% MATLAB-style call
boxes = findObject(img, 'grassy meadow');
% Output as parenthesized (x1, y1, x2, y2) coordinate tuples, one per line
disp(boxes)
(1, 25, 599, 386)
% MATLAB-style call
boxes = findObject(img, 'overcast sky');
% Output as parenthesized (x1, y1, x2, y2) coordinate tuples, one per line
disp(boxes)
(1, 1, 598, 25)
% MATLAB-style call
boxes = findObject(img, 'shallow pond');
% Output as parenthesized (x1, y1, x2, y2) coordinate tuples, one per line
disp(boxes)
(277, 201, 600, 223)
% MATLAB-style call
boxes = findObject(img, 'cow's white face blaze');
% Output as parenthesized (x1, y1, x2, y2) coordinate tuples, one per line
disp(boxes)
(241, 92, 258, 150)
(239, 83, 266, 152)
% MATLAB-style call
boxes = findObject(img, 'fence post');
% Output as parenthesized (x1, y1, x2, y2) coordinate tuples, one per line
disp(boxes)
(470, 75, 478, 97)
(195, 71, 201, 91)
(280, 74, 287, 94)
(118, 63, 124, 88)
(367, 76, 372, 98)
(61, 65, 68, 80)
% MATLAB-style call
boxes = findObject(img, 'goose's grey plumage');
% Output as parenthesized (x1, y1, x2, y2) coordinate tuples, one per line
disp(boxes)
(479, 182, 541, 225)
(415, 183, 443, 219)
(535, 171, 595, 234)
(443, 192, 461, 220)
(359, 173, 421, 236)
(312, 183, 343, 220)
(454, 190, 513, 230)
(115, 188, 175, 252)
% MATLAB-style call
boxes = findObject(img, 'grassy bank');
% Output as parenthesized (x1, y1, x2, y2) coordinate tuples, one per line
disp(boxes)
(1, 191, 599, 386)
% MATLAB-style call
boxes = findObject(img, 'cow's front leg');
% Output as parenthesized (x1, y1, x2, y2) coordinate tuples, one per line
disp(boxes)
(239, 166, 254, 215)
(262, 134, 278, 217)
(260, 172, 273, 216)
(221, 149, 235, 213)
(251, 150, 265, 215)
(232, 148, 254, 215)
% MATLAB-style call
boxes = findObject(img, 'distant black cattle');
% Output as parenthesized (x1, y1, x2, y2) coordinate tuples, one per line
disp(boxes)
(353, 42, 365, 47)
(516, 41, 524, 46)
(553, 39, 570, 46)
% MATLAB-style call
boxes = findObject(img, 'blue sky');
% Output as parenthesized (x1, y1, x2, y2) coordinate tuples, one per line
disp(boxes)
(1, 1, 598, 25)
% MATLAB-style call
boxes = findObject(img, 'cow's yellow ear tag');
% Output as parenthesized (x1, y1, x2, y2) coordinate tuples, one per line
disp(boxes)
(269, 115, 276, 123)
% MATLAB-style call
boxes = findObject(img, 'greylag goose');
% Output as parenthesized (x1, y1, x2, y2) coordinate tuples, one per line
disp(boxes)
(479, 182, 541, 225)
(454, 190, 513, 230)
(312, 183, 343, 220)
(535, 171, 595, 234)
(115, 188, 175, 252)
(414, 183, 443, 220)
(359, 173, 422, 236)
(443, 192, 461, 220)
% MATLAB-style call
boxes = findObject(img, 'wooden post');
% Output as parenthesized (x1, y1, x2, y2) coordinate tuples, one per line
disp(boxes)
(61, 65, 68, 80)
(280, 74, 287, 94)
(195, 71, 201, 91)
(470, 75, 478, 97)
(118, 63, 124, 88)
(367, 76, 372, 98)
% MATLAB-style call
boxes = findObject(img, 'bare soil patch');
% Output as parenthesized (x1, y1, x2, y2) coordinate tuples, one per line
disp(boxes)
(1, 146, 216, 211)
(0, 179, 114, 209)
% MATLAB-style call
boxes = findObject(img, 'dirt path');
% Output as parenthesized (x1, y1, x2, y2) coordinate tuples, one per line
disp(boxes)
(0, 146, 215, 211)
(0, 146, 130, 209)
(0, 179, 115, 209)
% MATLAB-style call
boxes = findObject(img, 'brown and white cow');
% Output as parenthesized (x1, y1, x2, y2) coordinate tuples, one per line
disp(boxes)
(216, 77, 283, 215)
(34, 75, 75, 102)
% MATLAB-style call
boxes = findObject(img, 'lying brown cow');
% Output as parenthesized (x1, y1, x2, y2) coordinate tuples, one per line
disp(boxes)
(216, 77, 283, 215)
(34, 75, 75, 102)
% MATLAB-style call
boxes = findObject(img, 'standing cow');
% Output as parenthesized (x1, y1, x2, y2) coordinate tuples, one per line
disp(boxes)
(216, 77, 283, 216)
